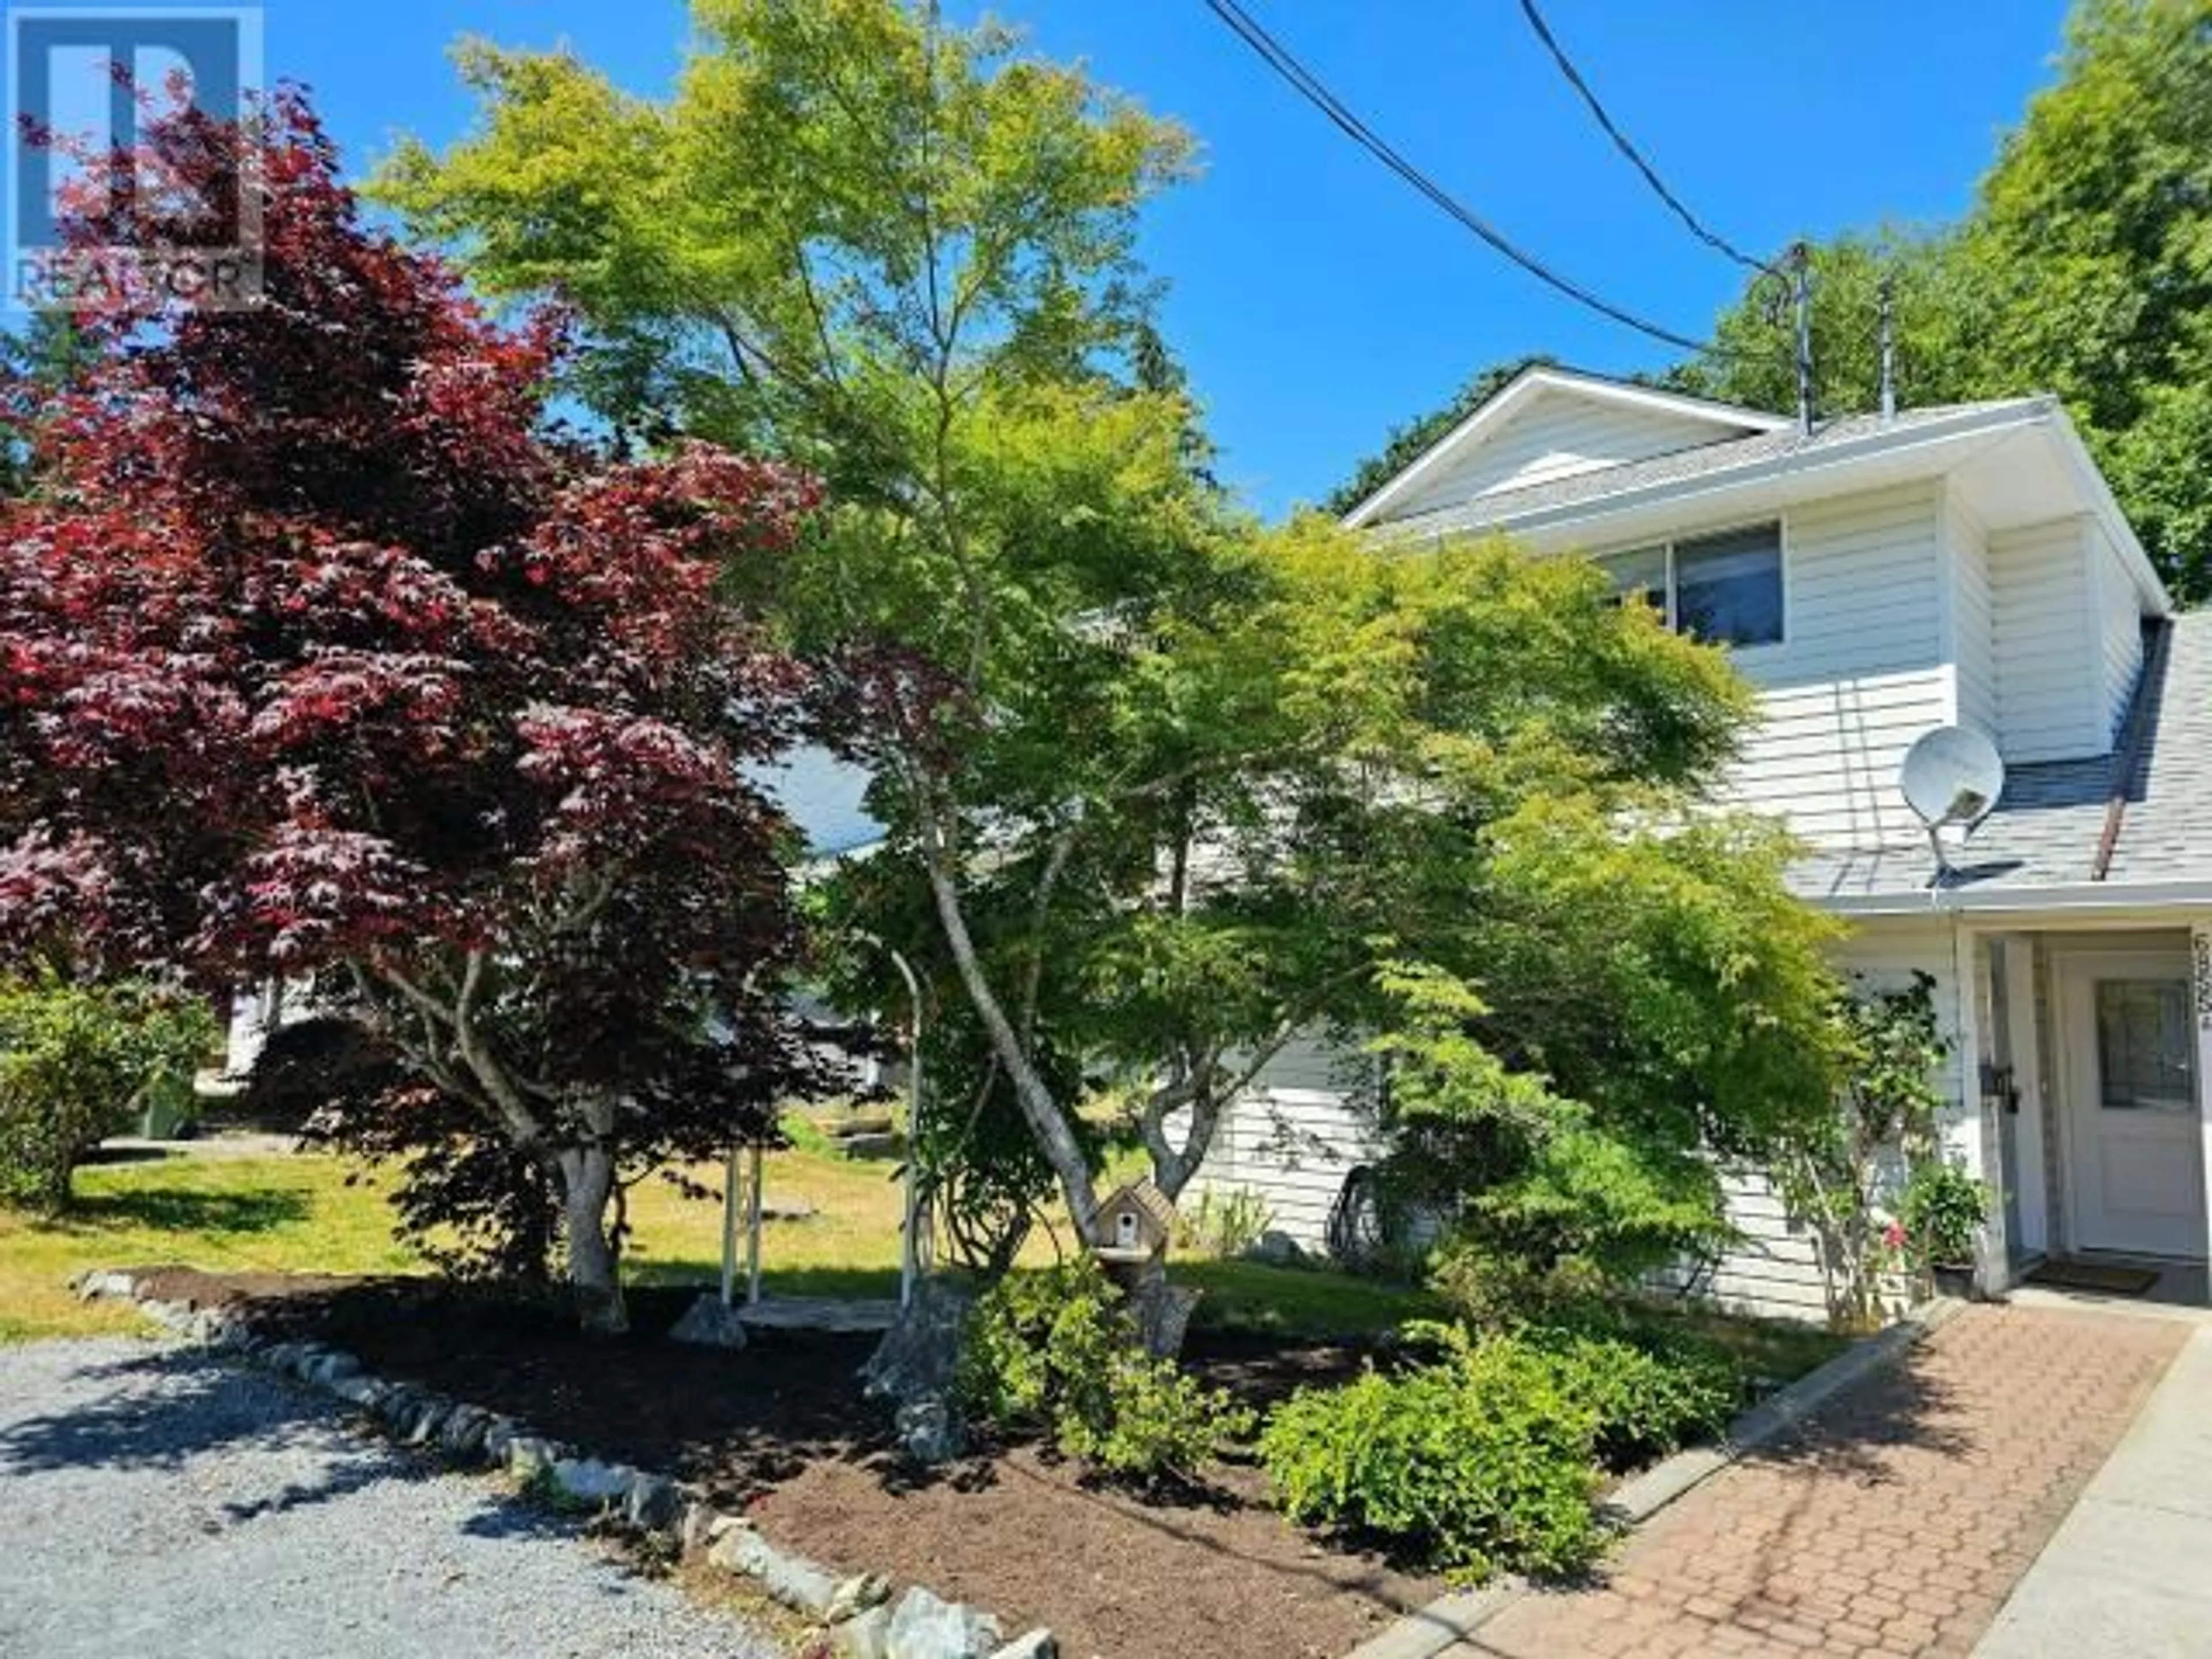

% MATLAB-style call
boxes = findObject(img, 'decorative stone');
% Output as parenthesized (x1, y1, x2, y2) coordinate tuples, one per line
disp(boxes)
(885, 1586, 1001, 1659)
(376, 1385, 425, 1432)
(679, 1501, 722, 1555)
(1244, 1229, 1306, 1267)
(551, 1457, 634, 1508)
(705, 1525, 754, 1573)
(404, 1397, 455, 1446)
(623, 1472, 681, 1533)
(862, 1281, 971, 1408)
(480, 1416, 520, 1465)
(669, 1292, 751, 1350)
(440, 1405, 492, 1459)
(827, 1573, 893, 1624)
(329, 1373, 388, 1410)
(708, 1524, 839, 1615)
(506, 1435, 559, 1483)
(986, 1634, 1056, 1659)
(836, 1606, 893, 1659)
(894, 1398, 965, 1465)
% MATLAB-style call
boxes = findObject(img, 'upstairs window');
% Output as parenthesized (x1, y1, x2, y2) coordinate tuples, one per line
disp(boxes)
(1599, 522, 1784, 649)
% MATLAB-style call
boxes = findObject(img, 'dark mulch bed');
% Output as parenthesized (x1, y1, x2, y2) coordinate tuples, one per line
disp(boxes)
(131, 1269, 1438, 1659)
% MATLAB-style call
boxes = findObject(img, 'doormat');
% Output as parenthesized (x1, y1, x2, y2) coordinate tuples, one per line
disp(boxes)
(2027, 1259, 2162, 1296)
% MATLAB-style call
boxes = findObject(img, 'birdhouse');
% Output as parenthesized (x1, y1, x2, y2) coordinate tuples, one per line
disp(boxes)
(1093, 1177, 1177, 1266)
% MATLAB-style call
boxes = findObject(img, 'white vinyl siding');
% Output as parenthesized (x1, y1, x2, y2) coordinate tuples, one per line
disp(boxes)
(1653, 920, 1969, 1325)
(1990, 517, 2107, 763)
(1648, 1170, 1831, 1323)
(1186, 1039, 1380, 1253)
(1387, 389, 1749, 519)
(1198, 919, 1977, 1327)
(1947, 489, 1998, 740)
(1200, 922, 1970, 1326)
(2090, 521, 2145, 740)
(1717, 484, 1951, 851)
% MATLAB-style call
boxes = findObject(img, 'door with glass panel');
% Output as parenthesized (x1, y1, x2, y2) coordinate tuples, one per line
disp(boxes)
(2058, 952, 2206, 1258)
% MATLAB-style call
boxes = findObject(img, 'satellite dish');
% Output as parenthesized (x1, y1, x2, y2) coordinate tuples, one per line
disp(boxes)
(1899, 725, 2005, 877)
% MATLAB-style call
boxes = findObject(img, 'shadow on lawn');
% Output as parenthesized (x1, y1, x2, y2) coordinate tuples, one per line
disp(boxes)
(59, 1186, 313, 1236)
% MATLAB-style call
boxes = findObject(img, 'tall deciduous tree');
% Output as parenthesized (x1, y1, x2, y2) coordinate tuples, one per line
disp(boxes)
(0, 89, 824, 1331)
(1352, 3, 2212, 598)
(377, 0, 1214, 1241)
(382, 0, 1844, 1258)
(1682, 0, 2212, 598)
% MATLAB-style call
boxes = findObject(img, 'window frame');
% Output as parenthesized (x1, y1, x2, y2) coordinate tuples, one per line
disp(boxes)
(1597, 516, 1789, 652)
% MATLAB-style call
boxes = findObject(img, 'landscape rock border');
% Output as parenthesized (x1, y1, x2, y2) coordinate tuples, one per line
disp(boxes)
(75, 1268, 1052, 1659)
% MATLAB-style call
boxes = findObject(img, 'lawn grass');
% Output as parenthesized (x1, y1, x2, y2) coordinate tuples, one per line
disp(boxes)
(1616, 1298, 1849, 1384)
(2, 1135, 1438, 1344)
(1175, 1257, 1444, 1336)
(0, 1136, 912, 1342)
(2, 1138, 1823, 1365)
(0, 1152, 422, 1343)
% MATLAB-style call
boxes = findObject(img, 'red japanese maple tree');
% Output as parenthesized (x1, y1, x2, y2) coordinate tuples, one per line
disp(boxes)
(0, 89, 825, 1330)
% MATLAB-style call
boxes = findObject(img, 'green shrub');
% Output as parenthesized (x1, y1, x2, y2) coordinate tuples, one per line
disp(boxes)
(1260, 1325, 1604, 1582)
(1175, 1185, 1273, 1259)
(1521, 1325, 1739, 1471)
(1260, 1318, 1743, 1581)
(1896, 1161, 1987, 1269)
(0, 976, 218, 1211)
(957, 1256, 1256, 1481)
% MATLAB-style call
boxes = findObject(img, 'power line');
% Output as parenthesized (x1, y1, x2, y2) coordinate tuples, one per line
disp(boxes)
(1514, 0, 1775, 276)
(1199, 0, 1783, 365)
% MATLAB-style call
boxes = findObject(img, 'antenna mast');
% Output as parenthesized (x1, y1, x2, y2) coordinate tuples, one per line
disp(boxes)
(1878, 270, 1897, 422)
(1790, 241, 1814, 435)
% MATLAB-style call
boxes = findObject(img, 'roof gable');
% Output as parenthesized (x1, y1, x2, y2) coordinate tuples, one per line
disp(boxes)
(1343, 366, 1791, 529)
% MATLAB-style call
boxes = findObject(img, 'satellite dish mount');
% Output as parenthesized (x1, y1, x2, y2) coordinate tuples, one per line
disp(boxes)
(1898, 726, 2006, 884)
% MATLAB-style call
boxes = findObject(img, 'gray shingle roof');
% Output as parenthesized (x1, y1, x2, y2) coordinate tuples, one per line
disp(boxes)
(1380, 400, 2046, 538)
(1791, 610, 2212, 904)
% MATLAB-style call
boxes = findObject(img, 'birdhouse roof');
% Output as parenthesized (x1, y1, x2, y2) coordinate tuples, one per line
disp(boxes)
(1101, 1178, 1176, 1234)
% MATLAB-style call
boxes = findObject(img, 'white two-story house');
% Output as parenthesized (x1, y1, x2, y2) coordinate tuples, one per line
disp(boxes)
(1195, 364, 2212, 1322)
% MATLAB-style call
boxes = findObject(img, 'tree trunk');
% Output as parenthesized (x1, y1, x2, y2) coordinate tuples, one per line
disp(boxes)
(557, 1145, 627, 1335)
(919, 844, 1102, 1238)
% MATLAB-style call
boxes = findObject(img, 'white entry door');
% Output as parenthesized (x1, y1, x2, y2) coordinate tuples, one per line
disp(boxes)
(2059, 951, 2206, 1258)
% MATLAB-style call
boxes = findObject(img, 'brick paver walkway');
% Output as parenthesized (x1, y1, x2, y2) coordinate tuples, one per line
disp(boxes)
(1456, 1305, 2188, 1659)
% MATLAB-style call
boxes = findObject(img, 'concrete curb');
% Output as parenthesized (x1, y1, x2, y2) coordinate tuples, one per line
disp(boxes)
(1345, 1298, 1968, 1659)
(1346, 1583, 1525, 1659)
(75, 1268, 1050, 1659)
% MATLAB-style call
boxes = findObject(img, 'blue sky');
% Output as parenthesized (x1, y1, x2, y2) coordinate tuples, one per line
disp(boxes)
(244, 0, 2070, 517)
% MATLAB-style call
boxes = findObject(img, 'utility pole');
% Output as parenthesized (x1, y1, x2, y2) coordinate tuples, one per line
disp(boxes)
(1877, 270, 1897, 423)
(1790, 241, 1814, 435)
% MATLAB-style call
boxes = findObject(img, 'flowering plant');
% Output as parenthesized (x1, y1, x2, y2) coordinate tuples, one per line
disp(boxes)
(1897, 1163, 1987, 1270)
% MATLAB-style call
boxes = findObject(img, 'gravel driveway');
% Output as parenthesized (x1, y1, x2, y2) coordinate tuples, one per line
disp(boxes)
(0, 1338, 778, 1659)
